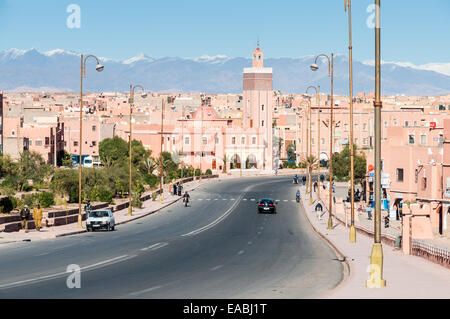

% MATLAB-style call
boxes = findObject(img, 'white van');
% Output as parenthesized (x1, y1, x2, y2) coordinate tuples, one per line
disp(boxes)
(83, 156, 94, 168)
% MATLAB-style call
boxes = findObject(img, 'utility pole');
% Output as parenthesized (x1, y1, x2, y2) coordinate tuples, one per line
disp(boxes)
(366, 0, 386, 288)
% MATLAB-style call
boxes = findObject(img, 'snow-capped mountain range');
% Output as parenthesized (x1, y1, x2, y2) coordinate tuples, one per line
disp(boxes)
(0, 48, 449, 96)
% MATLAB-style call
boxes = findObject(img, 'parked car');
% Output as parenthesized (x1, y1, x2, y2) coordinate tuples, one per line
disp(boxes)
(86, 209, 115, 232)
(257, 198, 277, 214)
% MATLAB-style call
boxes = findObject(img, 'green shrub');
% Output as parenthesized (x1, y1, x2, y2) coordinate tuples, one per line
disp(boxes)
(205, 169, 212, 175)
(195, 169, 202, 177)
(98, 187, 114, 204)
(38, 193, 55, 208)
(0, 197, 15, 213)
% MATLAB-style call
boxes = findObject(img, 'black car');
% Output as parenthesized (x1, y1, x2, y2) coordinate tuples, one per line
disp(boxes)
(257, 198, 277, 214)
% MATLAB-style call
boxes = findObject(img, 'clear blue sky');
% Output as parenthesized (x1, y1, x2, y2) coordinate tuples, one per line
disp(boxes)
(0, 0, 449, 64)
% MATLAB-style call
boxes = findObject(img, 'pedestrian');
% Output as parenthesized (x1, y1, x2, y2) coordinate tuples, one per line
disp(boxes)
(173, 183, 177, 196)
(313, 181, 318, 193)
(84, 200, 91, 221)
(367, 207, 372, 220)
(20, 205, 31, 233)
(384, 215, 390, 228)
(302, 176, 306, 186)
(178, 184, 182, 196)
(315, 203, 323, 220)
(33, 204, 43, 232)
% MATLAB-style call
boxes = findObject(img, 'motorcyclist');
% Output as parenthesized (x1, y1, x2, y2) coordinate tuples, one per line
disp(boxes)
(296, 190, 301, 202)
(183, 192, 191, 206)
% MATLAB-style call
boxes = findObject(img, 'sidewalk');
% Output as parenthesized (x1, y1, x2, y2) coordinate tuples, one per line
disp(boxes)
(299, 186, 450, 299)
(0, 178, 208, 244)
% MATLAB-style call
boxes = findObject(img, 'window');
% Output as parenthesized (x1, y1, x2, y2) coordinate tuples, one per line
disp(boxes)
(394, 120, 398, 126)
(355, 124, 358, 131)
(363, 138, 368, 145)
(404, 121, 409, 127)
(261, 105, 264, 111)
(422, 177, 427, 190)
(92, 141, 97, 147)
(232, 137, 236, 145)
(262, 120, 265, 127)
(384, 121, 388, 128)
(250, 119, 253, 128)
(415, 169, 418, 183)
(35, 140, 42, 146)
(185, 137, 190, 145)
(397, 168, 404, 182)
(92, 126, 97, 131)
(29, 140, 32, 146)
(321, 138, 325, 145)
(215, 136, 219, 144)
(241, 137, 246, 145)
(202, 137, 207, 145)
(45, 137, 50, 145)
(11, 130, 15, 136)
(312, 138, 315, 145)
(363, 123, 367, 131)
(420, 135, 427, 145)
(252, 137, 257, 145)
(409, 134, 415, 144)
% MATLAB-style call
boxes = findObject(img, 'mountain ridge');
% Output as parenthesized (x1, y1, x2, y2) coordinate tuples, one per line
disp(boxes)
(0, 48, 449, 96)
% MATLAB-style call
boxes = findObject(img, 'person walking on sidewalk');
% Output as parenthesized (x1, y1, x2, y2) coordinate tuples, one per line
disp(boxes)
(33, 204, 43, 232)
(84, 200, 92, 221)
(20, 205, 31, 232)
(178, 184, 183, 196)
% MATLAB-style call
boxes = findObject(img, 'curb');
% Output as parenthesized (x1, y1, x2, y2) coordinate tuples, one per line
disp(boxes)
(298, 195, 351, 297)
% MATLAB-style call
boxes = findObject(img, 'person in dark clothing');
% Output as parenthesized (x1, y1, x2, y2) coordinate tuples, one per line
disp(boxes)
(20, 205, 31, 232)
(178, 184, 183, 196)
(84, 200, 91, 221)
(173, 184, 177, 195)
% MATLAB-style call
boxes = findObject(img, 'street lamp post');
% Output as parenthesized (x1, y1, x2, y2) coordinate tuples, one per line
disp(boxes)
(346, 0, 357, 243)
(306, 86, 319, 206)
(128, 85, 147, 217)
(160, 98, 165, 205)
(311, 53, 334, 230)
(317, 86, 321, 201)
(77, 54, 104, 229)
(366, 0, 386, 288)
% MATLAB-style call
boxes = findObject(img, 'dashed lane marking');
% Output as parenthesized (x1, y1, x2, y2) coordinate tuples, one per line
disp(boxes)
(130, 285, 163, 296)
(210, 265, 223, 271)
(140, 242, 169, 252)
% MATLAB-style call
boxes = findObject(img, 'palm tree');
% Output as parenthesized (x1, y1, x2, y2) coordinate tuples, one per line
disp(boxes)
(143, 156, 157, 175)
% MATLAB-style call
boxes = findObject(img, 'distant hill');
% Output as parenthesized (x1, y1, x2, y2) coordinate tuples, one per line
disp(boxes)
(0, 48, 449, 96)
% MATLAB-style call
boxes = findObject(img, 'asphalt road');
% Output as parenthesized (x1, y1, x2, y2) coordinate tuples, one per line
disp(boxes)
(0, 176, 343, 299)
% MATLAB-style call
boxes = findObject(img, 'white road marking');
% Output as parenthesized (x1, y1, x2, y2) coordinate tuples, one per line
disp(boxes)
(210, 265, 223, 271)
(238, 250, 245, 255)
(198, 199, 203, 201)
(250, 199, 256, 201)
(140, 242, 169, 252)
(257, 231, 262, 235)
(231, 199, 235, 201)
(243, 199, 248, 201)
(248, 241, 252, 245)
(206, 199, 211, 201)
(214, 199, 218, 201)
(222, 199, 227, 201)
(0, 255, 132, 289)
(130, 285, 163, 296)
(283, 200, 288, 202)
(181, 193, 244, 237)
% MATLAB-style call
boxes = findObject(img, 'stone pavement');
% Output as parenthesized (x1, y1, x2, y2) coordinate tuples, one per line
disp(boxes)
(299, 186, 450, 299)
(0, 178, 208, 245)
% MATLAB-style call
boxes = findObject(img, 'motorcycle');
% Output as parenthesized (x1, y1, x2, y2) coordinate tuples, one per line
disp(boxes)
(296, 195, 300, 203)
